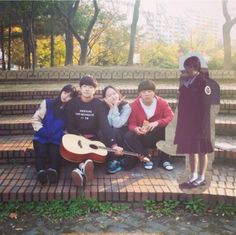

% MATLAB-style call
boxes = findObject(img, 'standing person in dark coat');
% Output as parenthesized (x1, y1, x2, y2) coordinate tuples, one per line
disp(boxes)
(174, 56, 217, 188)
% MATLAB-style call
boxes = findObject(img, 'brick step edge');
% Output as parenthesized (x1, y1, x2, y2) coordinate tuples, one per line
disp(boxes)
(1, 122, 235, 136)
(1, 89, 236, 100)
(0, 149, 235, 165)
(1, 103, 236, 115)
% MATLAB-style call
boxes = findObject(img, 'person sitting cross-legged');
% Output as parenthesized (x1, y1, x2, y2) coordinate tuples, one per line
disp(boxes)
(65, 75, 124, 186)
(124, 79, 174, 171)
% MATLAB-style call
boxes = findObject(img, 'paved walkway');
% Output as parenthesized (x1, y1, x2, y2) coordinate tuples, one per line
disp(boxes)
(1, 207, 236, 234)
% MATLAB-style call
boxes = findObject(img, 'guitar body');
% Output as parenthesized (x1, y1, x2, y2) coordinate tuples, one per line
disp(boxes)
(60, 134, 108, 163)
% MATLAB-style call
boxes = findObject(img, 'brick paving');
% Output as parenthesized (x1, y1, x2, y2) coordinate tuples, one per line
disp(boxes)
(0, 157, 235, 204)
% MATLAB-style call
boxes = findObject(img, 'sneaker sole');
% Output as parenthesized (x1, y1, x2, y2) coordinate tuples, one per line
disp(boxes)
(71, 170, 83, 187)
(83, 160, 94, 182)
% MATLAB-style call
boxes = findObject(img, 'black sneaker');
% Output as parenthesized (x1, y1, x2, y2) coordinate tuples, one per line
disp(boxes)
(37, 170, 47, 185)
(47, 168, 58, 185)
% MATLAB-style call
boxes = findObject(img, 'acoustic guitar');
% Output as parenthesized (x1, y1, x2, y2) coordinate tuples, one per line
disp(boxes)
(60, 134, 150, 163)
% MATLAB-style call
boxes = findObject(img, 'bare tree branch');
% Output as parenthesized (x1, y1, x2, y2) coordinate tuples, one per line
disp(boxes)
(56, 1, 82, 43)
(84, 0, 100, 41)
(222, 0, 231, 22)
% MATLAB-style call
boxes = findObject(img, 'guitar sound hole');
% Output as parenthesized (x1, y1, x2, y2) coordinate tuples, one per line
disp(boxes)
(77, 140, 82, 148)
(90, 144, 98, 150)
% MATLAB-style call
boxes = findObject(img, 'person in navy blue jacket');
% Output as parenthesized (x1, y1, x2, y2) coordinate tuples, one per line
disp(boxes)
(32, 84, 77, 185)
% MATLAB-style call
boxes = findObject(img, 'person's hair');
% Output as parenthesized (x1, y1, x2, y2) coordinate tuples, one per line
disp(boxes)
(53, 84, 77, 116)
(79, 75, 97, 88)
(138, 80, 156, 93)
(102, 85, 122, 98)
(102, 85, 127, 110)
(184, 56, 201, 72)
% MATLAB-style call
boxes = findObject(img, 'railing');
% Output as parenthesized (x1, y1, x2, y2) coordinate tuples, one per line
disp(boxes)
(0, 67, 236, 80)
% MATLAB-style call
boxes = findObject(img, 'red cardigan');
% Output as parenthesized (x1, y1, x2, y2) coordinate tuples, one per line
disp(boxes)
(128, 96, 174, 131)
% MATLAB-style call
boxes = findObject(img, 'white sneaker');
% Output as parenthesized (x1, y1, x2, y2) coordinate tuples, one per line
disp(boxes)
(71, 168, 83, 187)
(143, 161, 154, 170)
(79, 159, 94, 183)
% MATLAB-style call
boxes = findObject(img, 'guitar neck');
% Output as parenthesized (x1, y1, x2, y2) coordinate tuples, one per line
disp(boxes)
(99, 146, 141, 158)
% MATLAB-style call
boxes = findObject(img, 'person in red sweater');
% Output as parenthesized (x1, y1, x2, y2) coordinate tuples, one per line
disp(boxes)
(124, 80, 174, 170)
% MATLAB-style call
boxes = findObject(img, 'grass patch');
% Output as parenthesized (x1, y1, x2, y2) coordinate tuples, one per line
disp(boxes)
(0, 197, 236, 222)
(0, 197, 129, 222)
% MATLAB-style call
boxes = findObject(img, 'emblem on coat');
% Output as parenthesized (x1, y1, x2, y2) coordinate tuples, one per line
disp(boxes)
(204, 86, 211, 95)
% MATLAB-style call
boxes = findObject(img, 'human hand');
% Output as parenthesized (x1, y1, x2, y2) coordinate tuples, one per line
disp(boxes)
(113, 96, 126, 107)
(103, 98, 114, 109)
(134, 126, 147, 135)
(139, 155, 150, 162)
(112, 145, 124, 155)
(146, 121, 158, 132)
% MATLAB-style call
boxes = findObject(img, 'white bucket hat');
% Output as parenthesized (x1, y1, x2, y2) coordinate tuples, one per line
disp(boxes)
(179, 52, 208, 71)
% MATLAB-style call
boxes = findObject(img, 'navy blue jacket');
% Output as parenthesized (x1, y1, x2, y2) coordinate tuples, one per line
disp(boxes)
(33, 99, 65, 145)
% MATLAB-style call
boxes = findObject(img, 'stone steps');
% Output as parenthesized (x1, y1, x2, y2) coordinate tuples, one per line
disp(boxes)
(1, 88, 236, 100)
(1, 98, 236, 115)
(0, 134, 235, 164)
(0, 114, 235, 136)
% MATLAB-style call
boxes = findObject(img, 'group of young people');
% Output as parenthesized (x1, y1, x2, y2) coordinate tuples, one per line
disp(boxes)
(32, 55, 217, 191)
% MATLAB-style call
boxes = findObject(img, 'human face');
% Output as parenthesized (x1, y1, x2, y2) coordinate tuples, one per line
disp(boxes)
(80, 84, 96, 100)
(139, 90, 155, 105)
(184, 66, 196, 77)
(60, 91, 72, 103)
(105, 87, 120, 105)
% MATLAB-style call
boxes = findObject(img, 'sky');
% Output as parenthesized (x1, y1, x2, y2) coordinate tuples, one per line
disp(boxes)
(121, 0, 236, 40)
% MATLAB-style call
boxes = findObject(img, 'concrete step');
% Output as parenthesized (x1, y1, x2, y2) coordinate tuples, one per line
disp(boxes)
(1, 88, 236, 100)
(0, 114, 235, 136)
(0, 134, 235, 164)
(0, 99, 236, 115)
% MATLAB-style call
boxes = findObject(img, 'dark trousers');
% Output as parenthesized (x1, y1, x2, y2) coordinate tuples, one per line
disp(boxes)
(124, 127, 170, 167)
(33, 140, 61, 172)
(97, 127, 138, 170)
(112, 127, 140, 170)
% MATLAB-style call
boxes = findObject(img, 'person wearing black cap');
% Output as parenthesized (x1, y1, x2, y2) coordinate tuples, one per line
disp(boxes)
(65, 75, 123, 186)
(124, 79, 174, 170)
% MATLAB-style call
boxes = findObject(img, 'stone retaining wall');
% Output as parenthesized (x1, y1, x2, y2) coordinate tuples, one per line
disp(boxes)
(0, 67, 236, 80)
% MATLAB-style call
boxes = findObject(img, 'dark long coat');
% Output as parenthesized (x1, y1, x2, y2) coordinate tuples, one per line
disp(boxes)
(174, 73, 220, 154)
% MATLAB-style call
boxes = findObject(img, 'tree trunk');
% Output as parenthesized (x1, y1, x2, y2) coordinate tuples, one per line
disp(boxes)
(0, 23, 6, 70)
(30, 15, 36, 72)
(80, 40, 88, 65)
(7, 15, 11, 70)
(222, 0, 236, 70)
(65, 27, 73, 66)
(22, 16, 30, 69)
(50, 15, 54, 67)
(127, 0, 140, 66)
(223, 23, 232, 69)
